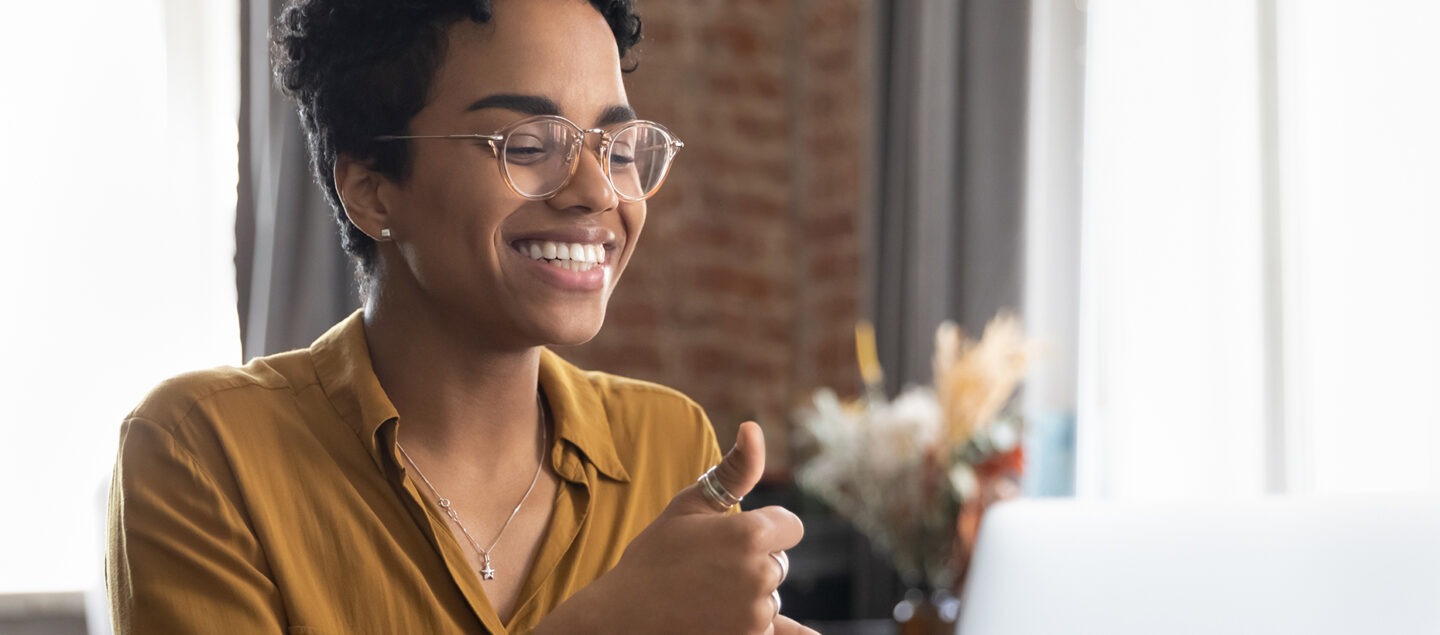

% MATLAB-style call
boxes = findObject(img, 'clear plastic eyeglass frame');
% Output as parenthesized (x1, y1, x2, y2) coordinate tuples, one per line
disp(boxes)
(374, 114, 684, 202)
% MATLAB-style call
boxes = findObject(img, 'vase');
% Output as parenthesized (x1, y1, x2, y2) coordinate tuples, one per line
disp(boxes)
(955, 447, 1025, 592)
(893, 587, 960, 635)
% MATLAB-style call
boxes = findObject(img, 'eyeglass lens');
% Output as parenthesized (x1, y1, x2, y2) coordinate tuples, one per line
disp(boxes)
(500, 119, 674, 201)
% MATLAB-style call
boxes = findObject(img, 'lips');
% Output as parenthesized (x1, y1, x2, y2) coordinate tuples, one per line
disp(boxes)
(508, 226, 618, 270)
(507, 227, 618, 291)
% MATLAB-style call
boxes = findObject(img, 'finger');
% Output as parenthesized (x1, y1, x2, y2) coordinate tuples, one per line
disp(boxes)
(668, 421, 767, 516)
(712, 420, 766, 503)
(748, 505, 805, 552)
(768, 550, 790, 587)
(773, 615, 819, 635)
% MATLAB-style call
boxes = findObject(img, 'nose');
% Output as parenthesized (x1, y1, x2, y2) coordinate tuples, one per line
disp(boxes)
(546, 134, 618, 214)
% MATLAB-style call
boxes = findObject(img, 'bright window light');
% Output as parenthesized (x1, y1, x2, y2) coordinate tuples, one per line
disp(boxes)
(0, 0, 240, 593)
(1278, 0, 1440, 494)
(1079, 0, 1440, 499)
(1079, 0, 1267, 499)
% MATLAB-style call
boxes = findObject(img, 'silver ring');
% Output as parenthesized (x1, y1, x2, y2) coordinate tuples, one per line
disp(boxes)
(771, 588, 782, 619)
(696, 465, 742, 511)
(769, 551, 789, 585)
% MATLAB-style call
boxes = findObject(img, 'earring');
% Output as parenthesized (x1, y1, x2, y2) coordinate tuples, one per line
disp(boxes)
(379, 228, 392, 241)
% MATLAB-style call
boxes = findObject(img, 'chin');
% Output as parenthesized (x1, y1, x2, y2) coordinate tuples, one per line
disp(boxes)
(545, 327, 603, 348)
(532, 312, 606, 348)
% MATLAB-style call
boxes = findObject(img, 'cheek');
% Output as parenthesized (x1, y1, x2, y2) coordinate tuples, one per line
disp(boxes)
(407, 143, 512, 213)
(620, 203, 647, 253)
(396, 180, 524, 282)
(605, 204, 646, 290)
(410, 162, 518, 239)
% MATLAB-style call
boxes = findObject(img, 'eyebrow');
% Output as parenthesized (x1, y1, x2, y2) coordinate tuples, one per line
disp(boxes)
(595, 104, 638, 127)
(465, 93, 637, 127)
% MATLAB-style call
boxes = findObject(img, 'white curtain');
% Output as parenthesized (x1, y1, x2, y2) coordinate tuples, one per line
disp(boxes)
(0, 0, 240, 597)
(1077, 0, 1440, 499)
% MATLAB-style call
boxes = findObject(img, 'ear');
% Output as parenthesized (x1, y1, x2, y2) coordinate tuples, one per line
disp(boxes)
(334, 154, 393, 241)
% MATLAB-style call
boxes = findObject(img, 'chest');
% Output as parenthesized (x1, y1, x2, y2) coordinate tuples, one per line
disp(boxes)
(231, 427, 662, 633)
(420, 467, 563, 623)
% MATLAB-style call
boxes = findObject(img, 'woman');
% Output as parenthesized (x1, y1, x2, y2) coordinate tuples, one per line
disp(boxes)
(106, 0, 811, 632)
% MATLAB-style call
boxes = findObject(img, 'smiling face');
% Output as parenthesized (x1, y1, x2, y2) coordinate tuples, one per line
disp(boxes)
(368, 0, 645, 349)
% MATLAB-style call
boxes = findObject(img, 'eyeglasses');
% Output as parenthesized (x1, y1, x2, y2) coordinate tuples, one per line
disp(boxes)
(375, 115, 684, 202)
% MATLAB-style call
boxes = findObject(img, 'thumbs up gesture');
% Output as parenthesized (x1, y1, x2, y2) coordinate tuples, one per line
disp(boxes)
(538, 422, 816, 634)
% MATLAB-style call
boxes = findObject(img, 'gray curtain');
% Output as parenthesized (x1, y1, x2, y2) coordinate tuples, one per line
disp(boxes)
(870, 0, 1031, 395)
(845, 0, 1034, 614)
(237, 0, 358, 361)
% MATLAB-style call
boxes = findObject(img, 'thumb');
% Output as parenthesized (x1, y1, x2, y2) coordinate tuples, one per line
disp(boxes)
(670, 421, 767, 515)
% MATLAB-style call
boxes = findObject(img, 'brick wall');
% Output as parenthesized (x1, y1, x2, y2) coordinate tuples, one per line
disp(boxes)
(559, 0, 873, 472)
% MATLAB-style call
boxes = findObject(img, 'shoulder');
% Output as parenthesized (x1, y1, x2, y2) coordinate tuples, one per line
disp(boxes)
(123, 349, 317, 443)
(582, 370, 722, 476)
(564, 361, 715, 448)
(540, 349, 722, 478)
(584, 371, 711, 428)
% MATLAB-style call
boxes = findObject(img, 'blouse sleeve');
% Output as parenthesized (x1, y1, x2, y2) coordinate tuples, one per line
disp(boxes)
(107, 416, 287, 634)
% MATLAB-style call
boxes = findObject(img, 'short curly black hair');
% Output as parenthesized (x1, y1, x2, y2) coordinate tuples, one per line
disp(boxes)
(270, 0, 642, 291)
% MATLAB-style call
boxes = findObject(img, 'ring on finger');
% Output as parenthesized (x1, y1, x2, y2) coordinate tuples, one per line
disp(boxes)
(769, 551, 789, 585)
(696, 465, 742, 511)
(771, 588, 782, 619)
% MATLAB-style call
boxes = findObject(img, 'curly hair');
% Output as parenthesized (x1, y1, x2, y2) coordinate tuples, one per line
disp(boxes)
(270, 0, 643, 292)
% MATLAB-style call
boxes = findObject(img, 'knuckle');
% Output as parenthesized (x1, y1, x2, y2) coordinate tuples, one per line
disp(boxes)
(730, 513, 766, 547)
(786, 511, 805, 539)
(741, 525, 770, 553)
(757, 554, 783, 589)
(768, 505, 804, 534)
(745, 600, 773, 632)
(742, 554, 772, 593)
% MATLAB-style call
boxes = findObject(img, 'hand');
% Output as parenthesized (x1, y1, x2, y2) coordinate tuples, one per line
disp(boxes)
(540, 422, 816, 634)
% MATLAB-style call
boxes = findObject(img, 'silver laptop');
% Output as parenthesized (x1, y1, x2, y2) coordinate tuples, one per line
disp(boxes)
(957, 496, 1440, 635)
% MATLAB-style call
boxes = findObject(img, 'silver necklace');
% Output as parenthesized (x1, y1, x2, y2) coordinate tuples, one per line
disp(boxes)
(398, 394, 547, 582)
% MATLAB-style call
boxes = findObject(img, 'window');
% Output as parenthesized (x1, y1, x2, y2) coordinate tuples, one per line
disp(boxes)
(1077, 0, 1440, 499)
(0, 0, 240, 593)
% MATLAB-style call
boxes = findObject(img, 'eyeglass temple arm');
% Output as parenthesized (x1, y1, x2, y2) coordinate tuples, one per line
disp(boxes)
(373, 133, 503, 142)
(373, 133, 503, 155)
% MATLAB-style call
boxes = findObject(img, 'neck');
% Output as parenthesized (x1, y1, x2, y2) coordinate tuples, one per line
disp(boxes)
(362, 284, 545, 466)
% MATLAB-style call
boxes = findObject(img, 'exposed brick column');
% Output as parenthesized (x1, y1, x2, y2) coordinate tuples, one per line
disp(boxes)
(560, 0, 871, 473)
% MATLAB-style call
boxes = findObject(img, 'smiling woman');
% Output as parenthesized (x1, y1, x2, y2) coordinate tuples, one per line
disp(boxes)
(105, 1, 812, 634)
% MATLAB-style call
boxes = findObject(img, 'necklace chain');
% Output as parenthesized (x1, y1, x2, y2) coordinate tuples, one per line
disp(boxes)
(398, 393, 547, 582)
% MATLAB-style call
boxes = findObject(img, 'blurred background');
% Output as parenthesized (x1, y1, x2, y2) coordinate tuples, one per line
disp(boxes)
(1, 0, 1437, 632)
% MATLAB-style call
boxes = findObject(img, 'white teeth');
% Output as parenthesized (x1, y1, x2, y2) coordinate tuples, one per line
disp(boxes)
(550, 259, 595, 272)
(516, 240, 607, 267)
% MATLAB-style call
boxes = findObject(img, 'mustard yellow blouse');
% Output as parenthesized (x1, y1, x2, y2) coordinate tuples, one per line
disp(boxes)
(107, 311, 722, 634)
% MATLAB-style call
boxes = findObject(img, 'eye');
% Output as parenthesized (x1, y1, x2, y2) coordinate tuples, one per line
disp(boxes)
(506, 133, 553, 165)
(609, 139, 637, 167)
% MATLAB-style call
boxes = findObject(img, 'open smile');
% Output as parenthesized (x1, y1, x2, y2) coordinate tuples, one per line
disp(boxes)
(512, 239, 610, 272)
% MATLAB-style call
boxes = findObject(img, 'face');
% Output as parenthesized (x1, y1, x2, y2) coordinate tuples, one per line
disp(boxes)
(372, 0, 646, 349)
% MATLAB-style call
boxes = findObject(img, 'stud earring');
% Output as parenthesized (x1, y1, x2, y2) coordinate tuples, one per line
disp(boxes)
(379, 228, 392, 240)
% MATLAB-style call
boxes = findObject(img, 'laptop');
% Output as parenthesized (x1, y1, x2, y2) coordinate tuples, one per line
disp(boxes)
(957, 495, 1440, 634)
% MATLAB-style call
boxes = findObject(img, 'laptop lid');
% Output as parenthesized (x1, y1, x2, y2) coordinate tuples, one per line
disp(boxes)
(957, 496, 1440, 635)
